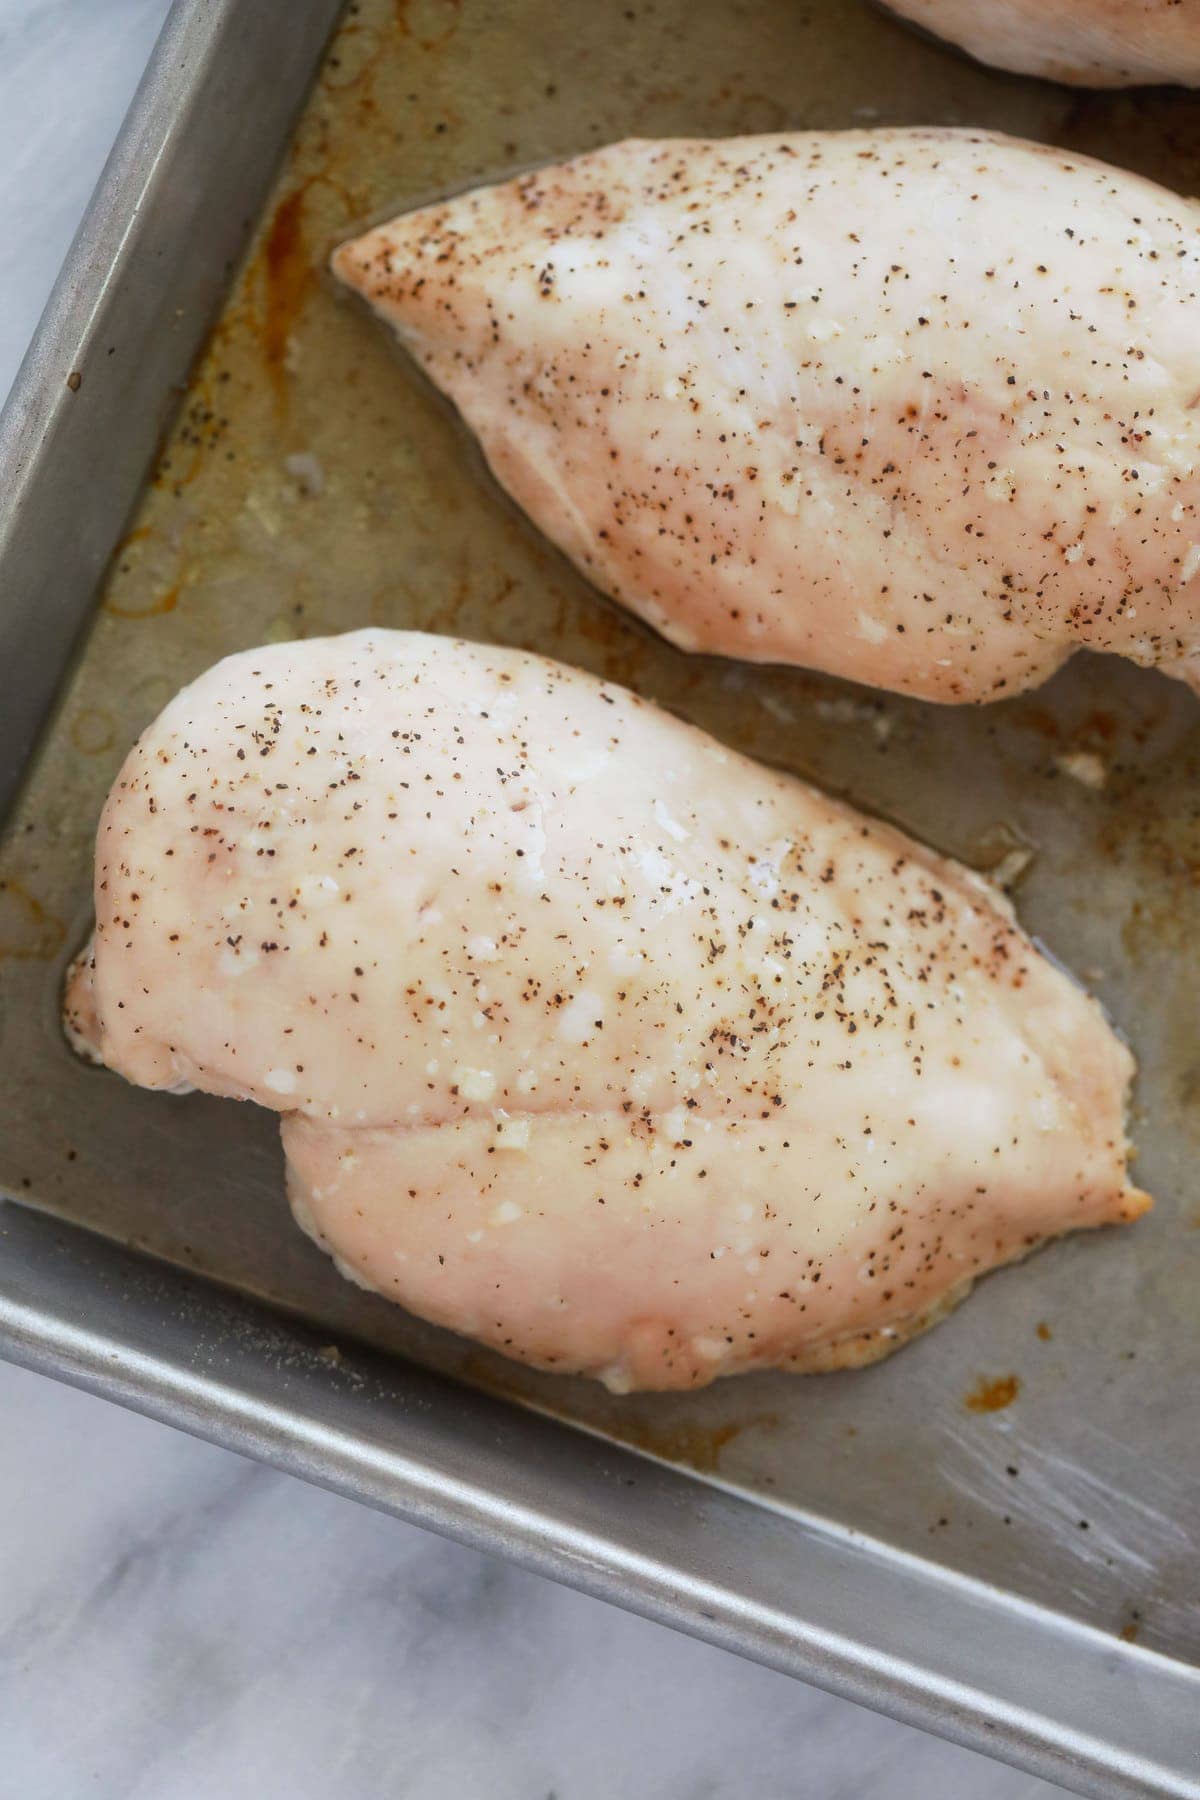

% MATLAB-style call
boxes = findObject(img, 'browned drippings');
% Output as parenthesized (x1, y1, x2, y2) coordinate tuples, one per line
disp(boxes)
(1081, 711, 1119, 744)
(454, 1347, 775, 1474)
(612, 1411, 778, 1475)
(1035, 1322, 1053, 1342)
(261, 183, 314, 402)
(256, 162, 365, 409)
(965, 1374, 1021, 1414)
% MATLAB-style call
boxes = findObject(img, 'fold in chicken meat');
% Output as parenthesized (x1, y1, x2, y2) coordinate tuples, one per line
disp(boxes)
(334, 129, 1200, 702)
(65, 630, 1147, 1391)
(882, 0, 1200, 88)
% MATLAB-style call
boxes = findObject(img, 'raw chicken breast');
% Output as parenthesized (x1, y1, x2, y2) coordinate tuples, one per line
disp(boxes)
(882, 0, 1200, 87)
(65, 630, 1147, 1391)
(333, 130, 1200, 703)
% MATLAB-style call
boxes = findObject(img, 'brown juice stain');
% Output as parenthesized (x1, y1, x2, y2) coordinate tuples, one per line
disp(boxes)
(112, 523, 153, 565)
(258, 172, 363, 408)
(318, 16, 389, 96)
(569, 590, 652, 689)
(0, 881, 66, 960)
(453, 1351, 775, 1475)
(1021, 706, 1062, 744)
(611, 1411, 779, 1475)
(394, 0, 462, 50)
(103, 519, 190, 618)
(104, 582, 180, 621)
(1081, 711, 1118, 744)
(1035, 1321, 1053, 1342)
(965, 1374, 1021, 1414)
(262, 184, 313, 401)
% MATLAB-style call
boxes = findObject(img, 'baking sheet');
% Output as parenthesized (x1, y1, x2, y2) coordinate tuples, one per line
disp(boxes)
(1, 0, 1198, 1772)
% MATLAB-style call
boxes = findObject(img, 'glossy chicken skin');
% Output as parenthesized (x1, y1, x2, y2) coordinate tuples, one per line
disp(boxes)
(334, 130, 1200, 703)
(883, 0, 1200, 87)
(65, 631, 1147, 1391)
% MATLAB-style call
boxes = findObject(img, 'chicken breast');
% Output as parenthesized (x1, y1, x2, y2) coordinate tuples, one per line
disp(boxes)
(882, 0, 1200, 88)
(65, 630, 1146, 1391)
(333, 130, 1200, 703)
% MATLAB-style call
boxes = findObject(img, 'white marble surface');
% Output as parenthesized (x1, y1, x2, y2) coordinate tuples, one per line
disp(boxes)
(0, 6, 1069, 1795)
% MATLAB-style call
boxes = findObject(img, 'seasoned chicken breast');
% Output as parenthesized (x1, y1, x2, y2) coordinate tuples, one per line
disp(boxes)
(882, 0, 1200, 88)
(334, 130, 1200, 703)
(66, 632, 1146, 1391)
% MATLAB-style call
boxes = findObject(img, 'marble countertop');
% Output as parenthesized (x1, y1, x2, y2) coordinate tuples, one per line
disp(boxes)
(0, 5, 1068, 1795)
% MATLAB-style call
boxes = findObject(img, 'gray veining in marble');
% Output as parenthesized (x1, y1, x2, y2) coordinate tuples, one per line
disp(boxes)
(0, 1359, 1065, 1799)
(0, 3, 1071, 1794)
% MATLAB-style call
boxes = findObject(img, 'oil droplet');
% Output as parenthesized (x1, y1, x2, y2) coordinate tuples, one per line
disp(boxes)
(130, 673, 176, 719)
(104, 582, 179, 620)
(391, 0, 462, 54)
(70, 709, 115, 755)
(965, 1373, 1021, 1413)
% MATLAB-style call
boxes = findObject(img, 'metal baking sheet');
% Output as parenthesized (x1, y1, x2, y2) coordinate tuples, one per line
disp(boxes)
(1, 1, 1198, 1792)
